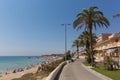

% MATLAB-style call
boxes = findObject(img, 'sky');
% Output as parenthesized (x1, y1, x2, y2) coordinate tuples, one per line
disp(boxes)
(0, 0, 120, 56)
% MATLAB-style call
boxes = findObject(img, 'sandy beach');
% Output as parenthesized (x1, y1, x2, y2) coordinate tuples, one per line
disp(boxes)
(0, 55, 62, 80)
(0, 65, 38, 80)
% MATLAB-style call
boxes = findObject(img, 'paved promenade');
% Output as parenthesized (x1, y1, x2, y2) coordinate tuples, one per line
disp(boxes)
(58, 59, 102, 80)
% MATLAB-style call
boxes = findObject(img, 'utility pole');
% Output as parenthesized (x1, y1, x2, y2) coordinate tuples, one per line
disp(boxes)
(61, 24, 71, 60)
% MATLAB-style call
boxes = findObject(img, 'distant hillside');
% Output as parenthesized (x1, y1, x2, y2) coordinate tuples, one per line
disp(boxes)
(40, 54, 64, 57)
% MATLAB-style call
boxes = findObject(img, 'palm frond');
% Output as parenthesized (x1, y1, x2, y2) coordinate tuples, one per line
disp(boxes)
(73, 6, 109, 32)
(93, 22, 97, 30)
(76, 23, 84, 31)
(73, 17, 84, 29)
(90, 6, 98, 11)
(93, 11, 103, 16)
(113, 13, 120, 18)
(100, 16, 110, 26)
(77, 13, 83, 17)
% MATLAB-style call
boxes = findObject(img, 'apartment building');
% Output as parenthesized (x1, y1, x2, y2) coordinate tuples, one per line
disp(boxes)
(96, 33, 112, 43)
(95, 32, 120, 62)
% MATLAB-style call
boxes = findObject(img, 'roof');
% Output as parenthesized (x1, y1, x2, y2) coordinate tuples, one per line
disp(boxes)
(95, 32, 120, 47)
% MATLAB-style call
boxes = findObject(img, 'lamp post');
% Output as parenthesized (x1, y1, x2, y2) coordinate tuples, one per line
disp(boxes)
(61, 24, 71, 60)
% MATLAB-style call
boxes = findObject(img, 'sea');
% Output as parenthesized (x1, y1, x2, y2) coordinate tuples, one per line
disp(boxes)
(0, 56, 45, 74)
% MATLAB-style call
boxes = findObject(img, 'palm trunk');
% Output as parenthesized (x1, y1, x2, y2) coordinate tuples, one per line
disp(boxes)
(88, 25, 94, 64)
(77, 45, 79, 57)
(86, 41, 91, 60)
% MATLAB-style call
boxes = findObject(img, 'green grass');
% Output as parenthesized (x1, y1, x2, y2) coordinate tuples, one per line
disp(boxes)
(83, 61, 120, 80)
(93, 63, 120, 80)
(83, 61, 91, 66)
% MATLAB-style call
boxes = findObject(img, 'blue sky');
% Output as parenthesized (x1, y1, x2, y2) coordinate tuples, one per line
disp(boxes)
(0, 0, 120, 56)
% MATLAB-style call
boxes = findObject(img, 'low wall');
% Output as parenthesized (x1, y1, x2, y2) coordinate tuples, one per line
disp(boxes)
(46, 61, 66, 80)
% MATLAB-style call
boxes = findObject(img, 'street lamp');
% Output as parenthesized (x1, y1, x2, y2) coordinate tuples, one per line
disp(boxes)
(61, 24, 71, 60)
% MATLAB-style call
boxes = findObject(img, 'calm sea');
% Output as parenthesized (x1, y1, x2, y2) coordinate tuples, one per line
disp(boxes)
(0, 56, 44, 73)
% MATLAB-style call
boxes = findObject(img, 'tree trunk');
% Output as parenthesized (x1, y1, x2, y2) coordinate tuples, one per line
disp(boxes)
(86, 41, 91, 63)
(88, 25, 94, 64)
(86, 41, 90, 56)
(77, 45, 79, 58)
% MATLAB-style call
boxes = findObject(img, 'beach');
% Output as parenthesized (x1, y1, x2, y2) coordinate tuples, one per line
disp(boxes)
(0, 55, 63, 80)
(0, 65, 38, 80)
(0, 56, 45, 80)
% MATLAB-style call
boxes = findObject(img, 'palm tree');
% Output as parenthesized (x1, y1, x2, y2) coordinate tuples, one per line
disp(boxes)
(72, 39, 84, 57)
(73, 6, 110, 63)
(78, 31, 97, 63)
(113, 13, 120, 18)
(72, 40, 79, 53)
(78, 31, 90, 50)
(78, 31, 97, 49)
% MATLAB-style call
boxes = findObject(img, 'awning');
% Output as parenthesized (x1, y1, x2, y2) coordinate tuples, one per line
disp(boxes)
(107, 48, 118, 53)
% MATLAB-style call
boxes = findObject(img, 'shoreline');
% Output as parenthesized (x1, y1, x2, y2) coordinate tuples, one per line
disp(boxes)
(0, 55, 63, 80)
(0, 64, 39, 80)
(0, 56, 43, 75)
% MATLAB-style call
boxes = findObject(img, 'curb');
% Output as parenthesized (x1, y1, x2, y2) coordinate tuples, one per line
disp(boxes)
(46, 61, 66, 80)
(81, 63, 112, 80)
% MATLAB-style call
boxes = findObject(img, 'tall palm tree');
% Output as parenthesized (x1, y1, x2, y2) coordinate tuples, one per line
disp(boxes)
(73, 6, 110, 63)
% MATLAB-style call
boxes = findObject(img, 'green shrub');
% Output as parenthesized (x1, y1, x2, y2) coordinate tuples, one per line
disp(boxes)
(104, 56, 119, 70)
(65, 50, 72, 60)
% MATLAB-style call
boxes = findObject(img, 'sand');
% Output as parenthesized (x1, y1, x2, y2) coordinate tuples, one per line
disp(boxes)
(0, 66, 38, 80)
